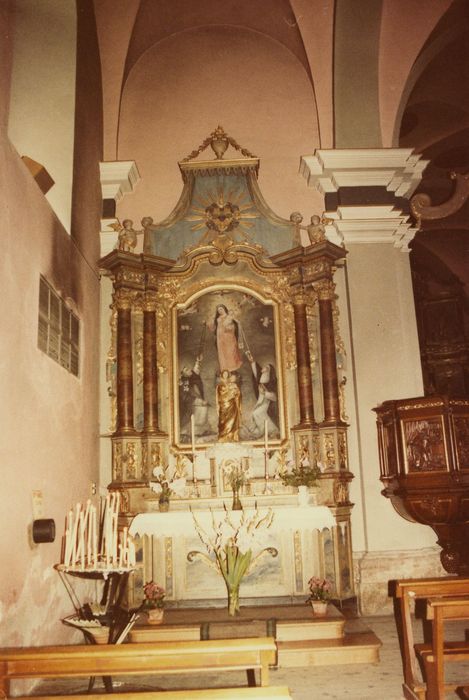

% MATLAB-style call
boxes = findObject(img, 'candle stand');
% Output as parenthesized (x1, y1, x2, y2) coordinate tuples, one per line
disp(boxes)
(56, 565, 139, 692)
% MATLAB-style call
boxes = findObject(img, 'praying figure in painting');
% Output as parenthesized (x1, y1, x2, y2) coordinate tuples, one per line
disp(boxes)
(208, 305, 243, 373)
(216, 370, 241, 442)
(246, 350, 279, 438)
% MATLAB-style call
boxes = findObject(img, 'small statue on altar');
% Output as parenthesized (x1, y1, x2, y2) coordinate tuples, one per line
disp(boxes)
(216, 370, 241, 442)
(306, 213, 334, 245)
(306, 215, 325, 244)
(117, 219, 138, 252)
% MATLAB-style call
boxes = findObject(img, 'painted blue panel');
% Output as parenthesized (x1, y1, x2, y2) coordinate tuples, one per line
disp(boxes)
(146, 171, 295, 259)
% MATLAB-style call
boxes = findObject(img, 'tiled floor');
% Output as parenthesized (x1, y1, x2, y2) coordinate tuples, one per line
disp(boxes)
(31, 614, 469, 699)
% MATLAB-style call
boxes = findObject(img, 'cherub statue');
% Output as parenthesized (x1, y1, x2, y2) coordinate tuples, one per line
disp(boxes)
(307, 214, 334, 245)
(289, 211, 304, 246)
(111, 216, 154, 253)
(117, 219, 138, 252)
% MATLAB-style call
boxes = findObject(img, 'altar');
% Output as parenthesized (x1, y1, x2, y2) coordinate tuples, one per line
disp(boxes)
(99, 128, 355, 610)
(128, 504, 349, 607)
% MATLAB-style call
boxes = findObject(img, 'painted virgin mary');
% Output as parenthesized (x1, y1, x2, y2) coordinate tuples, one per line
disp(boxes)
(210, 305, 243, 372)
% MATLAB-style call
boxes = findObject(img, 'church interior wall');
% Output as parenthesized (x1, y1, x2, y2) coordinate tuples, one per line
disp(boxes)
(7, 0, 77, 232)
(0, 1, 102, 648)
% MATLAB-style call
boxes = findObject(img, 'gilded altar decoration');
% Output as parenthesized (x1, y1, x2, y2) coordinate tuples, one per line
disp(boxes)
(98, 128, 356, 604)
(190, 506, 275, 615)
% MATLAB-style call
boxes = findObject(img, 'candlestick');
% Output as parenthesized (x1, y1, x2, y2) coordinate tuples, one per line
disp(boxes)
(191, 414, 196, 455)
(263, 419, 271, 494)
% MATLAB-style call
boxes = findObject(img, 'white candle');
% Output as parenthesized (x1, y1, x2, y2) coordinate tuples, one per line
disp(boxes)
(91, 506, 98, 567)
(63, 529, 70, 567)
(70, 504, 80, 567)
(264, 420, 269, 479)
(128, 538, 136, 567)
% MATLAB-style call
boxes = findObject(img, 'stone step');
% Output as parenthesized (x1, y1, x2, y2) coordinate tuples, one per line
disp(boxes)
(276, 605, 345, 641)
(277, 628, 382, 667)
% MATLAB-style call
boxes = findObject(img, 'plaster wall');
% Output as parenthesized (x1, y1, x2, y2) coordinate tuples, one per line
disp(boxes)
(344, 243, 437, 554)
(116, 26, 323, 226)
(0, 2, 101, 648)
(0, 136, 100, 647)
(7, 0, 76, 232)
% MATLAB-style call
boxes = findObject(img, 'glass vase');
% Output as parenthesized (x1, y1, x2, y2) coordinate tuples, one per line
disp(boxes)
(158, 493, 170, 512)
(227, 582, 241, 616)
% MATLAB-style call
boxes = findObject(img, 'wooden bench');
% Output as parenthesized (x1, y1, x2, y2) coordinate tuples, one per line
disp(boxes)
(0, 637, 278, 698)
(392, 576, 469, 700)
(415, 596, 469, 700)
(10, 689, 292, 700)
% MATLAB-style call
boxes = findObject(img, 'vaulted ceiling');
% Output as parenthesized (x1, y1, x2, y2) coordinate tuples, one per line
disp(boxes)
(91, 0, 469, 286)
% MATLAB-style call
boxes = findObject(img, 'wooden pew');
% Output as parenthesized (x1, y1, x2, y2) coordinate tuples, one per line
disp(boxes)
(392, 576, 469, 700)
(0, 637, 278, 699)
(11, 688, 292, 700)
(416, 596, 469, 700)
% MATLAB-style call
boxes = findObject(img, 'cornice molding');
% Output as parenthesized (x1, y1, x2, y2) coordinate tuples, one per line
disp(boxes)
(324, 205, 418, 252)
(299, 148, 428, 198)
(99, 160, 141, 201)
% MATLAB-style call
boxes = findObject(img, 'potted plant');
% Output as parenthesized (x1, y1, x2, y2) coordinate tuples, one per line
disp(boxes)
(306, 576, 333, 616)
(142, 581, 166, 624)
(280, 460, 321, 505)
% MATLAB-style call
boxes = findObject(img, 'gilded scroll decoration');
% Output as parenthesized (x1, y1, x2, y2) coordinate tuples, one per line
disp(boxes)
(125, 442, 137, 479)
(324, 433, 336, 471)
(283, 303, 297, 370)
(106, 307, 118, 433)
(113, 441, 123, 482)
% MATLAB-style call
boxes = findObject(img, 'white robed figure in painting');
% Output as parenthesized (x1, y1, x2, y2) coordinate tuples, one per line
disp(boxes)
(245, 350, 279, 438)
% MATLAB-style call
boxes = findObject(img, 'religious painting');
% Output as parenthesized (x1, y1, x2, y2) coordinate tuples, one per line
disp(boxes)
(175, 289, 284, 447)
(401, 418, 448, 473)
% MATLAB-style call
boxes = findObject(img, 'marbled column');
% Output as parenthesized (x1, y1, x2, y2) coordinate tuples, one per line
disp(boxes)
(292, 292, 316, 427)
(143, 293, 160, 434)
(114, 289, 135, 434)
(316, 281, 341, 424)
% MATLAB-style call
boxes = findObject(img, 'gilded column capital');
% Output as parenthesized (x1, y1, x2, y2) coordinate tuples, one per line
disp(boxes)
(142, 291, 159, 313)
(291, 289, 307, 306)
(314, 280, 336, 301)
(113, 288, 139, 310)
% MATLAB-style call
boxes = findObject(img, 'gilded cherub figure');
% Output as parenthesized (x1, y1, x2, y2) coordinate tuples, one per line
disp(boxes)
(117, 219, 138, 252)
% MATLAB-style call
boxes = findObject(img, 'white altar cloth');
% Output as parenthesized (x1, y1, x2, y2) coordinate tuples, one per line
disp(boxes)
(129, 506, 335, 537)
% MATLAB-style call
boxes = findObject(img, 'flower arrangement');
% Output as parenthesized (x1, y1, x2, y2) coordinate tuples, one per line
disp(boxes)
(150, 465, 186, 499)
(223, 459, 250, 491)
(142, 581, 165, 610)
(190, 506, 275, 615)
(280, 460, 321, 488)
(306, 576, 333, 602)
